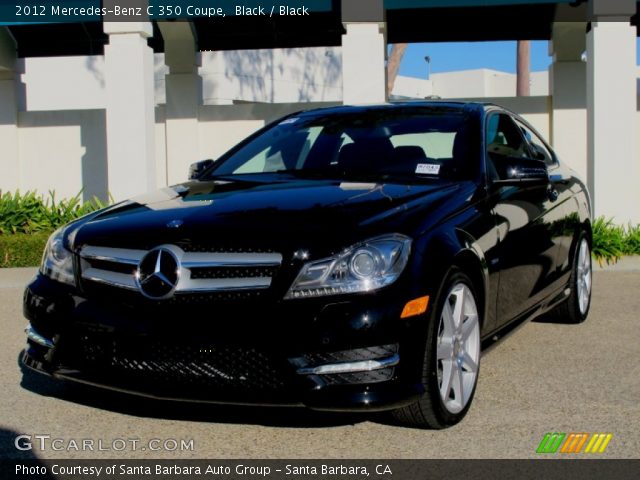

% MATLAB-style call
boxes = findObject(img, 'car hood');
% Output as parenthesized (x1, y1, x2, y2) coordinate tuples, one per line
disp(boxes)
(71, 176, 473, 253)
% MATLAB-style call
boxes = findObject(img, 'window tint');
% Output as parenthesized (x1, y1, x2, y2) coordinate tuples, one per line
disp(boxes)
(211, 109, 480, 181)
(514, 119, 556, 167)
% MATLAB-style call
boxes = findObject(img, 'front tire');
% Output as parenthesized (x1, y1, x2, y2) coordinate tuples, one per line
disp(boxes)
(393, 269, 481, 429)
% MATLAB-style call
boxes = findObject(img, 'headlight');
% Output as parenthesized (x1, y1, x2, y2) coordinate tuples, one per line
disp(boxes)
(285, 234, 412, 299)
(40, 228, 75, 286)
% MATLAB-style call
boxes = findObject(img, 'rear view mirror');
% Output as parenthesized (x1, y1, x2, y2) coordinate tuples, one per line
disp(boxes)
(492, 156, 548, 187)
(188, 159, 216, 180)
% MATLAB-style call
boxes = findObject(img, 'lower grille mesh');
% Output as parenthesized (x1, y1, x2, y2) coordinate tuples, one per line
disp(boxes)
(69, 335, 290, 393)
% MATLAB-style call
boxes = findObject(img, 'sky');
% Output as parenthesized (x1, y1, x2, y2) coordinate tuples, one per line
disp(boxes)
(398, 39, 640, 78)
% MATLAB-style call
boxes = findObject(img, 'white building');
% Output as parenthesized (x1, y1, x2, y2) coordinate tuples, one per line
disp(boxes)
(393, 69, 551, 99)
(1, 0, 639, 223)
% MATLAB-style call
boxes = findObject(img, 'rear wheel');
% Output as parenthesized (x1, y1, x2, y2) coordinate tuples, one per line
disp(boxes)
(393, 269, 481, 428)
(547, 235, 592, 324)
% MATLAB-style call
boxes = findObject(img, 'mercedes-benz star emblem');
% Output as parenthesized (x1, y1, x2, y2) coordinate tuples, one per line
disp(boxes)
(135, 247, 180, 299)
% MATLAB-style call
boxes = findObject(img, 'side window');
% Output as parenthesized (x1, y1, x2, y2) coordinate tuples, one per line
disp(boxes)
(485, 113, 529, 181)
(486, 114, 528, 159)
(514, 119, 556, 167)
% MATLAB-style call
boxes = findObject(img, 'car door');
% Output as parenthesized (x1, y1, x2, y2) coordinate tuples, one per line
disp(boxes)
(513, 117, 575, 289)
(485, 112, 563, 326)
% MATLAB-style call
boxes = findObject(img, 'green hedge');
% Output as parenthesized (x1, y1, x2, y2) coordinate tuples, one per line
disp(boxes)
(592, 218, 640, 265)
(0, 190, 106, 235)
(0, 190, 109, 268)
(0, 231, 51, 268)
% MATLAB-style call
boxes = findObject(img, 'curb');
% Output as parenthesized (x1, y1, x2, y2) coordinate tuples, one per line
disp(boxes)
(593, 256, 640, 272)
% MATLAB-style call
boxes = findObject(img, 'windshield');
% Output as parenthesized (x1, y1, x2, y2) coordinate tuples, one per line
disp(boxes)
(206, 107, 480, 182)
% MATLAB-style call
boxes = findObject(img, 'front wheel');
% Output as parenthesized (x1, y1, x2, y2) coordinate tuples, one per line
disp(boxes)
(393, 269, 481, 428)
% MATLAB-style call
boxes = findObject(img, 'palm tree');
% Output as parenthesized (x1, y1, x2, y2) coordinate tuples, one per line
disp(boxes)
(387, 43, 408, 95)
(516, 40, 531, 97)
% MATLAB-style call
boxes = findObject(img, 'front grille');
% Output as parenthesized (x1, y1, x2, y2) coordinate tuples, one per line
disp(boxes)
(78, 280, 271, 306)
(85, 258, 136, 275)
(189, 266, 279, 280)
(179, 244, 278, 254)
(66, 334, 291, 393)
(78, 245, 283, 296)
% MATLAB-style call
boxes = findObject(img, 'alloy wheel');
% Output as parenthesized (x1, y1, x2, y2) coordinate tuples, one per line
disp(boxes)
(576, 239, 592, 315)
(436, 283, 480, 414)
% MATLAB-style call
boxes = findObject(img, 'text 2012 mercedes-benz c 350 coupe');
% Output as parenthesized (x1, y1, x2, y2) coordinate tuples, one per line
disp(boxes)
(23, 102, 592, 428)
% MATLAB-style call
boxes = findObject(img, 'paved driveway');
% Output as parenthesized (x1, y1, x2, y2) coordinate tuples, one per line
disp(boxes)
(0, 267, 638, 459)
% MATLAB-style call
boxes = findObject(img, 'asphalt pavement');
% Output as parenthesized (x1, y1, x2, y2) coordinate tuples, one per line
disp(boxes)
(0, 267, 638, 460)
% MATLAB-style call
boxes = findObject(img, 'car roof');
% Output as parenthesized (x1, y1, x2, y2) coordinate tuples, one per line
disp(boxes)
(293, 101, 492, 119)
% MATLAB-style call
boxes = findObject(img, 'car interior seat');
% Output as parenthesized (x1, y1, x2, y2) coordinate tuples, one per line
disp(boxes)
(388, 145, 431, 174)
(337, 138, 394, 171)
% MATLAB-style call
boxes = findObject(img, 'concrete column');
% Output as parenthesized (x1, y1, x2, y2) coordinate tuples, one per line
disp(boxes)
(549, 22, 587, 180)
(341, 0, 386, 105)
(341, 23, 387, 105)
(586, 2, 639, 223)
(0, 71, 19, 192)
(158, 22, 202, 186)
(0, 27, 19, 193)
(103, 22, 156, 201)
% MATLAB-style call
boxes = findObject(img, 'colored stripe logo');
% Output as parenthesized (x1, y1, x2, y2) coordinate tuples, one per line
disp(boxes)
(536, 433, 613, 454)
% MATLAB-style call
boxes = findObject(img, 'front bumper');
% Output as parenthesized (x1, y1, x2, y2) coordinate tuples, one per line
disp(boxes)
(22, 274, 427, 412)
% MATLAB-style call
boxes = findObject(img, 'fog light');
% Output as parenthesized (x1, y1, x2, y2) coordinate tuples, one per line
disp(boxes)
(400, 296, 429, 319)
(25, 326, 55, 348)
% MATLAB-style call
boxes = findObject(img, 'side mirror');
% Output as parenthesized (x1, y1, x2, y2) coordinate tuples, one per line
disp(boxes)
(492, 156, 548, 187)
(188, 159, 215, 180)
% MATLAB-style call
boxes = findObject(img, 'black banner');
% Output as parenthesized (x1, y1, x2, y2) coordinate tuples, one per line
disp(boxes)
(2, 460, 640, 480)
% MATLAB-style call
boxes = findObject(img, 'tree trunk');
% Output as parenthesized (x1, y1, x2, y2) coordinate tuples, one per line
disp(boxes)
(387, 43, 408, 96)
(516, 40, 531, 97)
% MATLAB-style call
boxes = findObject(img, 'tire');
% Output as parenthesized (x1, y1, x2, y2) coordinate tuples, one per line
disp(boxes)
(546, 234, 592, 324)
(393, 268, 481, 429)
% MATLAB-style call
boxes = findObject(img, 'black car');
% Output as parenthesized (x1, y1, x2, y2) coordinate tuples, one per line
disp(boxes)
(22, 102, 592, 428)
